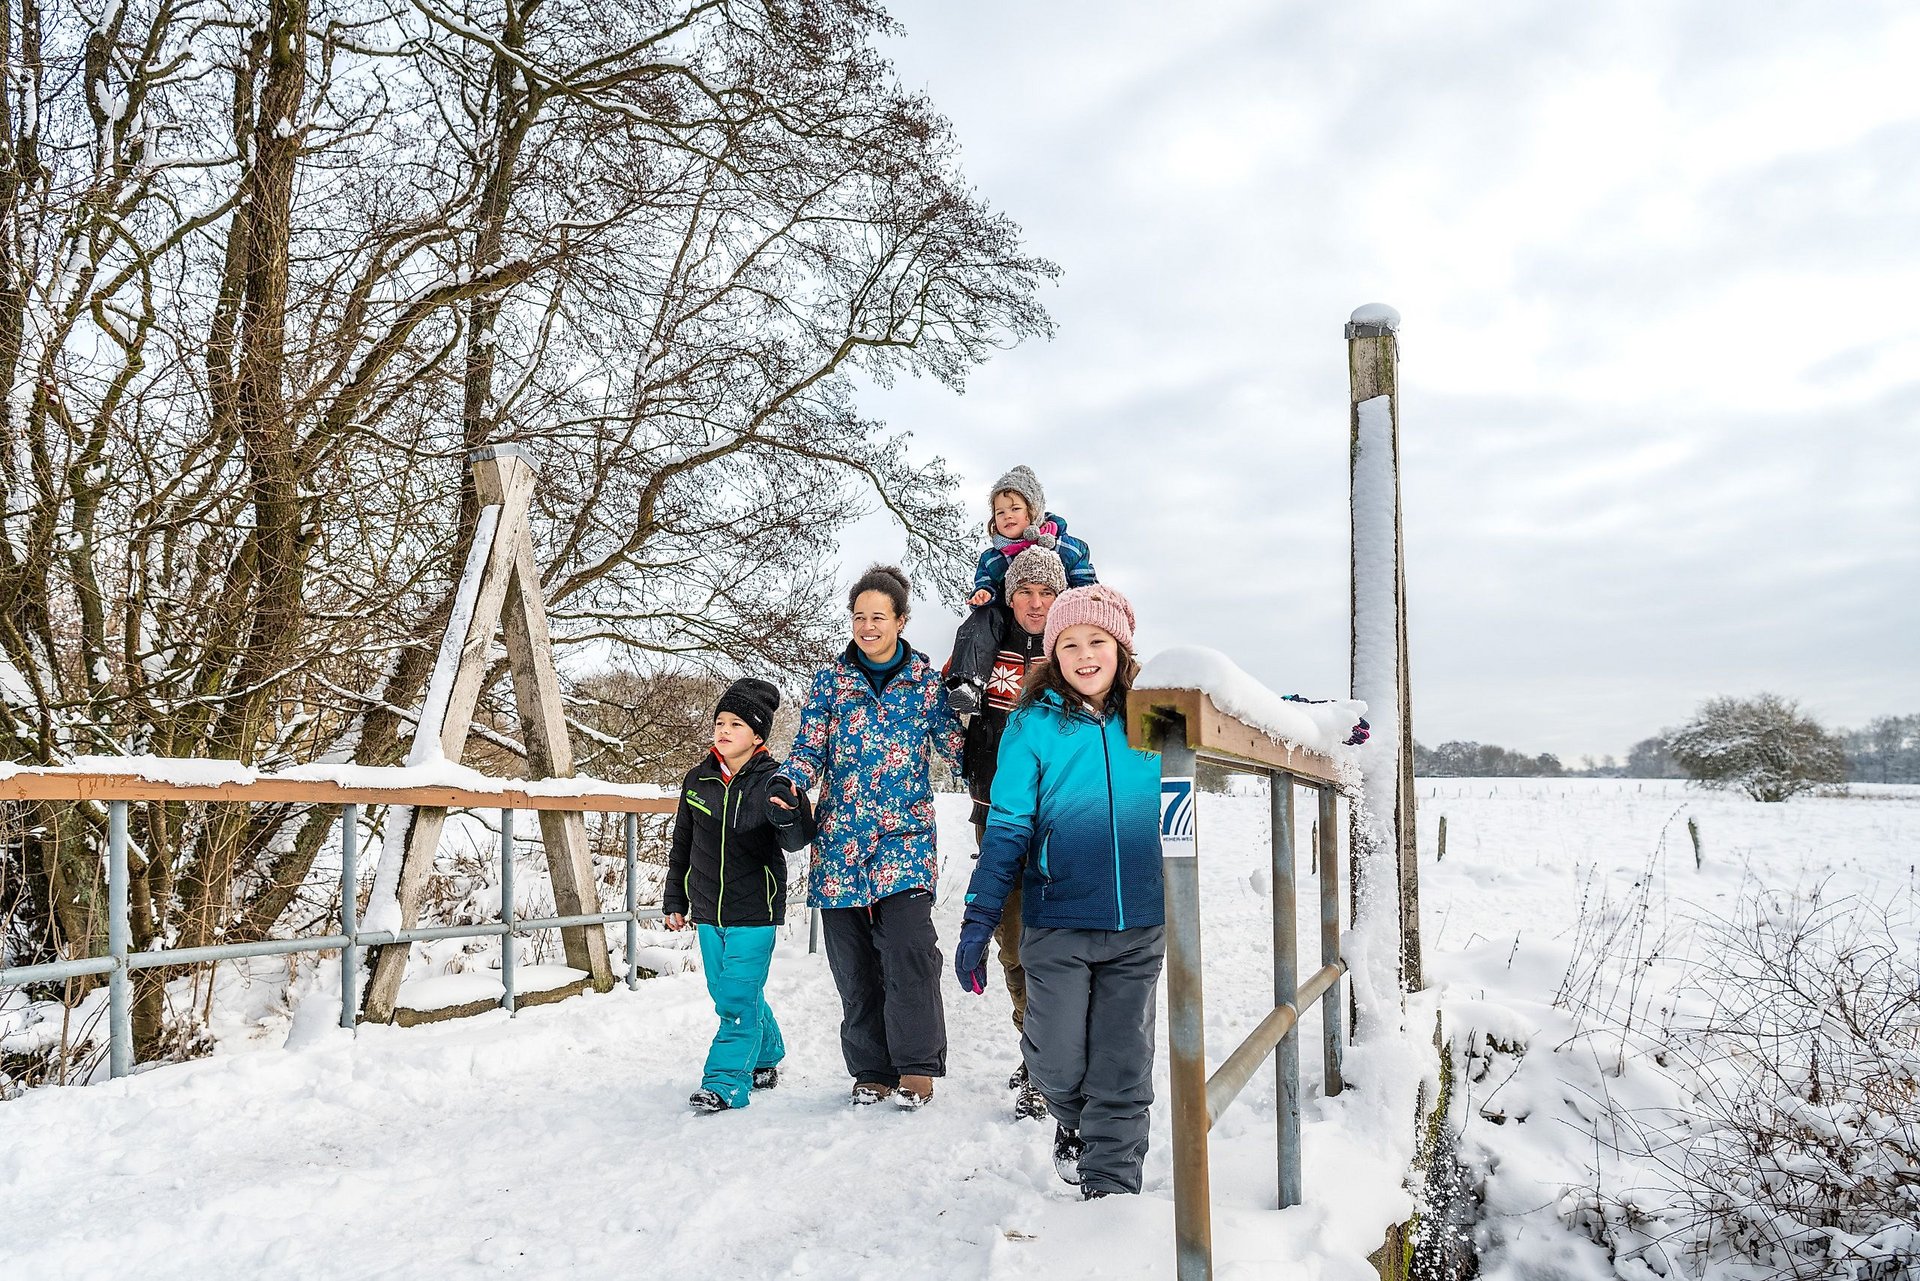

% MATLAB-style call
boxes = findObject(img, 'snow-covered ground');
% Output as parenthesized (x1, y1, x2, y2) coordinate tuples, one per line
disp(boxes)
(4, 780, 1916, 1278)
(1418, 779, 1920, 1279)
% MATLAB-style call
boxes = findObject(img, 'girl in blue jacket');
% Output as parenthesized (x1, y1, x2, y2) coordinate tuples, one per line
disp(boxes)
(955, 584, 1166, 1199)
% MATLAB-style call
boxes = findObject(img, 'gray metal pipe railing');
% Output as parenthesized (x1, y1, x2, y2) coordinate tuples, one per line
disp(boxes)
(1204, 961, 1346, 1126)
(1151, 705, 1352, 1281)
(0, 802, 669, 1079)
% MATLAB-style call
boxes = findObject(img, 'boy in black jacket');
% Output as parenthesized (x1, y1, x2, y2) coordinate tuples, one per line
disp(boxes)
(664, 678, 815, 1113)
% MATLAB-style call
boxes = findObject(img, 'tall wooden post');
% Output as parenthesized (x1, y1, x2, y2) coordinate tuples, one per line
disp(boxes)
(359, 445, 614, 1024)
(1347, 304, 1422, 994)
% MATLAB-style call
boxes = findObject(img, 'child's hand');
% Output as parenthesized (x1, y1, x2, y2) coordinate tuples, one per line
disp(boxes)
(968, 588, 993, 608)
(952, 905, 998, 995)
(664, 913, 688, 931)
(766, 776, 799, 817)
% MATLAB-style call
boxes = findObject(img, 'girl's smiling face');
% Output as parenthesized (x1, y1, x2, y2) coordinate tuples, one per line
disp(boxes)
(1053, 623, 1118, 705)
(992, 491, 1033, 539)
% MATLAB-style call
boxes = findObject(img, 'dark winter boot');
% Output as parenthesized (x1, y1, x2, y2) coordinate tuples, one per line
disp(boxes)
(689, 1089, 731, 1114)
(1052, 1124, 1084, 1185)
(948, 678, 983, 719)
(1014, 1077, 1048, 1122)
(752, 1066, 780, 1090)
(1081, 1187, 1115, 1201)
(850, 1081, 891, 1106)
(1008, 1060, 1028, 1091)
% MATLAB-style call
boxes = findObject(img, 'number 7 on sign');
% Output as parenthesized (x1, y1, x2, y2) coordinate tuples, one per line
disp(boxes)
(1161, 777, 1196, 857)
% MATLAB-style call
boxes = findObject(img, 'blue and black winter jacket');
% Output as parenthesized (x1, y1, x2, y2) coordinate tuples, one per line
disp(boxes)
(964, 690, 1165, 931)
(664, 750, 815, 927)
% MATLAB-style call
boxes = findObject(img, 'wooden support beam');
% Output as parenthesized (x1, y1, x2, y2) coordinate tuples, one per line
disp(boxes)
(0, 768, 675, 812)
(1126, 686, 1344, 787)
(359, 445, 616, 1023)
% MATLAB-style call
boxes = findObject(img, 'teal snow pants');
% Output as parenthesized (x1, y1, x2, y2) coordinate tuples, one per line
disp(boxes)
(696, 924, 785, 1107)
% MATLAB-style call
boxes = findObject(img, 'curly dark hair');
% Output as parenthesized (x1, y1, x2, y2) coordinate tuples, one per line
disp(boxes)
(847, 564, 911, 619)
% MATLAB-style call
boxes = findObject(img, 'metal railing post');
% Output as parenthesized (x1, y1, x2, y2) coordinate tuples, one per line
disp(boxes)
(808, 906, 820, 955)
(1155, 713, 1212, 1281)
(500, 808, 516, 1016)
(624, 813, 640, 989)
(1317, 786, 1345, 1095)
(340, 804, 359, 1029)
(107, 800, 131, 1079)
(1271, 772, 1302, 1209)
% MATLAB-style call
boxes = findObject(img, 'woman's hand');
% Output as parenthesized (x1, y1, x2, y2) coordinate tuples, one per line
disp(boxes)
(663, 913, 688, 931)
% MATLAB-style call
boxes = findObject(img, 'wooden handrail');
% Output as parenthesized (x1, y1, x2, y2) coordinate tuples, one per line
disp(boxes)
(0, 767, 677, 814)
(1127, 686, 1344, 786)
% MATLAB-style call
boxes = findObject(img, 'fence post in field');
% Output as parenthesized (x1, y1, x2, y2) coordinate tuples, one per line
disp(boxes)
(1348, 303, 1422, 994)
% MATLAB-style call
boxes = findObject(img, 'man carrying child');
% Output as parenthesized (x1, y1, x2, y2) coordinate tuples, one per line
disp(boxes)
(955, 543, 1069, 1122)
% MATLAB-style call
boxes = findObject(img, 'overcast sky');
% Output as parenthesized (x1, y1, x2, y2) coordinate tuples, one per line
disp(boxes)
(836, 0, 1920, 761)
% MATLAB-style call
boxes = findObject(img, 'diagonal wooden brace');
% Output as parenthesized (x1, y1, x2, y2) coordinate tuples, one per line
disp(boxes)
(358, 446, 612, 1024)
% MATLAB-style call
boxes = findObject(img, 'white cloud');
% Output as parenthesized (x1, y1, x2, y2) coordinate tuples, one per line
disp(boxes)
(835, 1, 1920, 758)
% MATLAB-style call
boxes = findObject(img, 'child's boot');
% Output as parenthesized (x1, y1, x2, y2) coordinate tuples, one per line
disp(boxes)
(1052, 1124, 1084, 1184)
(947, 677, 983, 719)
(689, 1089, 732, 1114)
(752, 1066, 780, 1090)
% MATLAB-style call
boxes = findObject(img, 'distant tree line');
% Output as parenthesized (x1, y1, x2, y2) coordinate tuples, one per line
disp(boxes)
(1413, 710, 1919, 785)
(1840, 715, 1920, 784)
(1412, 741, 1568, 778)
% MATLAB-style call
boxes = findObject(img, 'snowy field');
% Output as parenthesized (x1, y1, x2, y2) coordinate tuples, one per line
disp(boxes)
(4, 780, 1918, 1278)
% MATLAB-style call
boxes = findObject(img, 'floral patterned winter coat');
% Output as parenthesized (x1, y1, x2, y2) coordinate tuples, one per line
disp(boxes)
(780, 643, 965, 910)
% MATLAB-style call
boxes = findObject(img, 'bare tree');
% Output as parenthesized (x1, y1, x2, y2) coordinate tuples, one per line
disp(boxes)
(0, 0, 1052, 1064)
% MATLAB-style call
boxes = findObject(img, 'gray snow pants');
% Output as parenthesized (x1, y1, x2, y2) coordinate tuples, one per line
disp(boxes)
(1020, 923, 1166, 1195)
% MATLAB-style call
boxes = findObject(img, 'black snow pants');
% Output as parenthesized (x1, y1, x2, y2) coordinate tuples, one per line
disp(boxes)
(821, 888, 947, 1084)
(948, 603, 1007, 690)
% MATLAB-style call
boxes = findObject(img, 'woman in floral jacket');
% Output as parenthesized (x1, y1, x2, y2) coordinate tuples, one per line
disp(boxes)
(772, 565, 964, 1109)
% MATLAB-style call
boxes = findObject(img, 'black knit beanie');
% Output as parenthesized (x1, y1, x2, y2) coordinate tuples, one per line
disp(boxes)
(714, 678, 780, 742)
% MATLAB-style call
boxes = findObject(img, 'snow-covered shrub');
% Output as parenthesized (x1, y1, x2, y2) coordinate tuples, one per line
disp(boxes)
(1569, 888, 1920, 1279)
(1666, 695, 1848, 802)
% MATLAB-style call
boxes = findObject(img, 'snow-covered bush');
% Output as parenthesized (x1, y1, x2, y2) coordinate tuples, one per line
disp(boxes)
(1569, 888, 1920, 1279)
(1667, 695, 1848, 802)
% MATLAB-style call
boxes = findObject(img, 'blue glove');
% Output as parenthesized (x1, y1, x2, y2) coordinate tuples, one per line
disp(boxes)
(953, 904, 999, 995)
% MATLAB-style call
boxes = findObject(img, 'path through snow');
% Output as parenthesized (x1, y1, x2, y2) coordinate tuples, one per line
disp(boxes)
(1, 794, 1410, 1280)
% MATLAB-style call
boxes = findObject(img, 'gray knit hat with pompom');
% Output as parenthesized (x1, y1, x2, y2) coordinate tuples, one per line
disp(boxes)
(990, 465, 1046, 526)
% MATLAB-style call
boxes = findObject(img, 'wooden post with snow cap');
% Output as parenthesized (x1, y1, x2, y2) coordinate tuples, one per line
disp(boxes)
(1347, 303, 1422, 995)
(358, 445, 615, 1024)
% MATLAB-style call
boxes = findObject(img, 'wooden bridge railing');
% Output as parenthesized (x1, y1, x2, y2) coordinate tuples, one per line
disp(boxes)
(0, 766, 677, 1077)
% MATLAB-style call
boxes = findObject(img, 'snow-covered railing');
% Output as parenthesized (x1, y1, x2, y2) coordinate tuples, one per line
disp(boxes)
(0, 764, 677, 1078)
(1130, 649, 1363, 1280)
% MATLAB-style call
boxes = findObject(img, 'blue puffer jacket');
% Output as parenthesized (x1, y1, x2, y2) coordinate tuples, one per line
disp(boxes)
(965, 690, 1164, 931)
(971, 512, 1098, 596)
(780, 643, 965, 910)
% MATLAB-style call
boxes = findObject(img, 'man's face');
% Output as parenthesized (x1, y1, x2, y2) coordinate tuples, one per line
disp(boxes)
(1009, 582, 1058, 635)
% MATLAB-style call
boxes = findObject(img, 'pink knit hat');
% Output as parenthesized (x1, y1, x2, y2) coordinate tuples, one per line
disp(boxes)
(1043, 584, 1137, 657)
